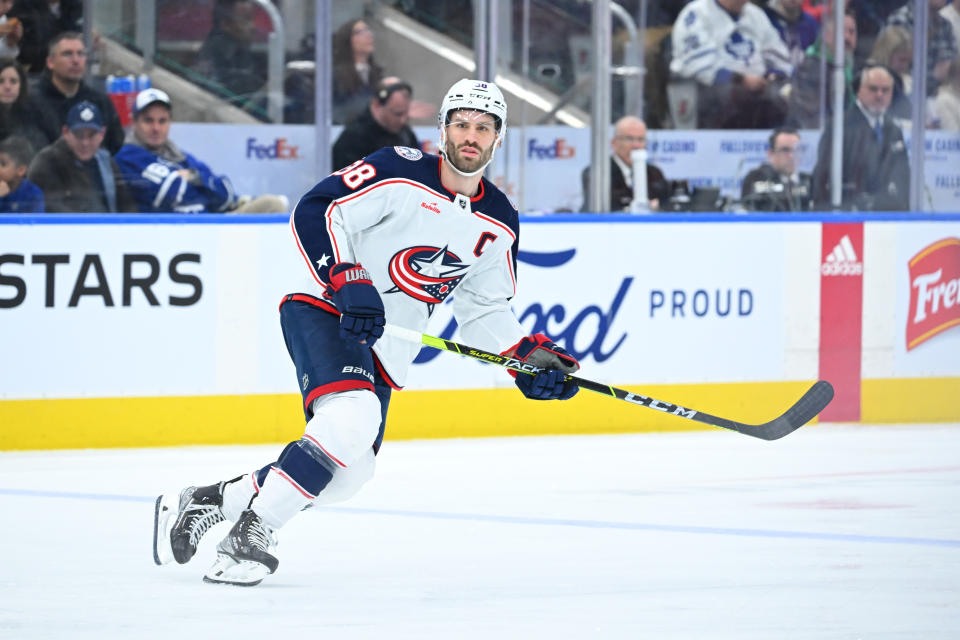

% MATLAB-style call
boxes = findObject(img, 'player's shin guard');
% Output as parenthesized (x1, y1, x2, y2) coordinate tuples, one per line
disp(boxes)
(204, 440, 335, 586)
(254, 439, 337, 528)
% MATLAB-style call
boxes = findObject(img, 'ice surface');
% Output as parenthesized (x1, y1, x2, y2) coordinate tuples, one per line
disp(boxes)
(1, 424, 958, 639)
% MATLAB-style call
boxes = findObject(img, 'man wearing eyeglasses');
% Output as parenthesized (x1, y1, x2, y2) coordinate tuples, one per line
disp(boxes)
(741, 127, 812, 211)
(811, 65, 910, 211)
(580, 115, 670, 212)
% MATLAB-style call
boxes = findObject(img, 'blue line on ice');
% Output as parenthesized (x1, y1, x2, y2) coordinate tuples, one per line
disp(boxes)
(2, 487, 957, 548)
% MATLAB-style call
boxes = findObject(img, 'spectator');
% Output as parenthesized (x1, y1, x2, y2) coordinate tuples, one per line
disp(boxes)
(887, 0, 959, 96)
(801, 0, 842, 23)
(332, 18, 383, 125)
(29, 31, 125, 154)
(786, 9, 857, 128)
(580, 116, 669, 212)
(28, 101, 137, 213)
(763, 0, 820, 68)
(741, 127, 812, 211)
(670, 0, 793, 129)
(0, 0, 23, 60)
(943, 0, 960, 44)
(8, 0, 81, 74)
(931, 57, 960, 130)
(115, 88, 288, 214)
(332, 77, 419, 170)
(0, 58, 46, 151)
(868, 26, 914, 122)
(284, 33, 316, 124)
(811, 65, 909, 211)
(194, 0, 266, 113)
(0, 134, 43, 212)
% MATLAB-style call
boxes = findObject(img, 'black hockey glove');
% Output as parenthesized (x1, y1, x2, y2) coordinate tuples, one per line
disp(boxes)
(504, 333, 580, 400)
(326, 262, 385, 347)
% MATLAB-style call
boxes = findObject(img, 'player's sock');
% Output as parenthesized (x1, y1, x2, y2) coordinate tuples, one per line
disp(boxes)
(221, 471, 262, 521)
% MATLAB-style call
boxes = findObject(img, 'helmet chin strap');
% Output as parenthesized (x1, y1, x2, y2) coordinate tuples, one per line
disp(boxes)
(440, 131, 502, 178)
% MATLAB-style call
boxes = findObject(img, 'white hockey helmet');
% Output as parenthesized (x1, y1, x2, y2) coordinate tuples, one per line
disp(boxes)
(438, 79, 507, 177)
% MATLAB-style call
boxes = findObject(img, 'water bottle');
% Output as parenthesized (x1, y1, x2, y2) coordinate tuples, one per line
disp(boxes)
(119, 75, 136, 126)
(106, 74, 130, 125)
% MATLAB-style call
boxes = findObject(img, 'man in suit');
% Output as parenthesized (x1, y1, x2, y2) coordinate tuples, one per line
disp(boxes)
(812, 65, 910, 211)
(581, 116, 670, 212)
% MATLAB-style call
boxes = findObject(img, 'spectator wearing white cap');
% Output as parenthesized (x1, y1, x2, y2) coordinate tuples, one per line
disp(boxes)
(115, 88, 288, 214)
(27, 100, 136, 212)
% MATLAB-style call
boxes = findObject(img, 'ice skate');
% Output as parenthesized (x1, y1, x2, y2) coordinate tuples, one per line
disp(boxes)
(203, 509, 278, 586)
(153, 483, 225, 566)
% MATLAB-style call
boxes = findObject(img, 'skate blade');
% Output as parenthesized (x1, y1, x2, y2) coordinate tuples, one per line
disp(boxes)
(152, 494, 177, 566)
(202, 553, 273, 586)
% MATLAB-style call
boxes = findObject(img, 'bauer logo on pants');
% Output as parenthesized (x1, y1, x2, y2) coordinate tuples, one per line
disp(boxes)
(906, 237, 960, 350)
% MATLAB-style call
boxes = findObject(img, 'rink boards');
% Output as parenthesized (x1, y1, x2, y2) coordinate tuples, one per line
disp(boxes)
(1, 213, 959, 449)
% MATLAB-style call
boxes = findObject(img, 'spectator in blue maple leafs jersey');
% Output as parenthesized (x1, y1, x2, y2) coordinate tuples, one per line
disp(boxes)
(115, 88, 287, 214)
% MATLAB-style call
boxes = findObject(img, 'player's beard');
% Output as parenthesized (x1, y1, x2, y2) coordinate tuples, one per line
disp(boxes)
(445, 139, 494, 174)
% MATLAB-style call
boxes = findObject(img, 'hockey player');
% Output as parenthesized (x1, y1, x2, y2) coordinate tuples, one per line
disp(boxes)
(153, 79, 581, 586)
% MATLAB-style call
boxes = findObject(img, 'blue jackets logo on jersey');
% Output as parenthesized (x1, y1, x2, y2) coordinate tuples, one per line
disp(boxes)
(385, 245, 469, 314)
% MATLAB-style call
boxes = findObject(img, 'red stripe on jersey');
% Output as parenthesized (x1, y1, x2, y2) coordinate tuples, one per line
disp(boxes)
(304, 380, 376, 414)
(437, 157, 486, 202)
(301, 434, 347, 468)
(323, 200, 342, 268)
(250, 471, 260, 493)
(471, 210, 516, 241)
(335, 178, 450, 207)
(471, 210, 518, 294)
(268, 466, 318, 497)
(290, 210, 325, 287)
(278, 293, 339, 315)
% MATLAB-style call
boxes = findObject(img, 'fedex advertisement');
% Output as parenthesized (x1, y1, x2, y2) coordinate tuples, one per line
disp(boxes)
(169, 124, 960, 216)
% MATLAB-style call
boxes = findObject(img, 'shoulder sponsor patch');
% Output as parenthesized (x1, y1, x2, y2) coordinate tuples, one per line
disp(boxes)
(394, 146, 423, 161)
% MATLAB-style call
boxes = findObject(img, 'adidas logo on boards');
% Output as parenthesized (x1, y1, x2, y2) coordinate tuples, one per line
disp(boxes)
(821, 234, 863, 276)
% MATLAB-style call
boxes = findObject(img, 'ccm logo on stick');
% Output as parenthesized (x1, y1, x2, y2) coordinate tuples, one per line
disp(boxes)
(0, 253, 203, 309)
(623, 392, 698, 418)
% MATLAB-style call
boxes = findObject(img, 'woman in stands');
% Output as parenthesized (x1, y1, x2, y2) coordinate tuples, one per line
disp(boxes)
(332, 18, 383, 125)
(867, 25, 914, 123)
(0, 58, 46, 151)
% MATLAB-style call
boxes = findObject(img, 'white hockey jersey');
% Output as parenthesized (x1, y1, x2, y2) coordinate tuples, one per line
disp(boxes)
(288, 146, 527, 388)
(670, 0, 792, 84)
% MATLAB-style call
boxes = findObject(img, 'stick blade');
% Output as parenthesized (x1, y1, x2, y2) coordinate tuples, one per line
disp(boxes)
(749, 380, 835, 441)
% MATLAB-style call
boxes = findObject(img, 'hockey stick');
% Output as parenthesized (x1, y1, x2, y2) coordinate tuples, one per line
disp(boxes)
(384, 324, 834, 441)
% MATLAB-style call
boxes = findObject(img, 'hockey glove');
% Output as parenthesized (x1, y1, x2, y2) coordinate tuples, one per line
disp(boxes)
(326, 262, 385, 346)
(504, 333, 580, 400)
